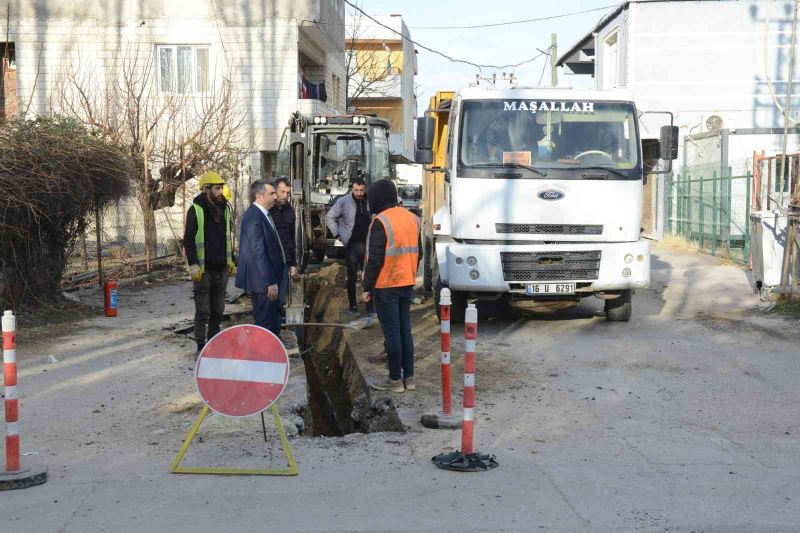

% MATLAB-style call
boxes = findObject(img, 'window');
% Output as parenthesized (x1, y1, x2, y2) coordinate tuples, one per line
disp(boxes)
(602, 31, 619, 89)
(261, 151, 277, 179)
(457, 99, 641, 180)
(1, 42, 17, 121)
(157, 45, 210, 95)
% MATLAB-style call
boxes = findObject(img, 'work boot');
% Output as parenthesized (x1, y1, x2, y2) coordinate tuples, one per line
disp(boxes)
(403, 376, 416, 391)
(370, 376, 404, 393)
(195, 341, 205, 360)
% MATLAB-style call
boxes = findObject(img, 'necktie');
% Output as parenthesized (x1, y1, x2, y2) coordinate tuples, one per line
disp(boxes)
(267, 213, 286, 264)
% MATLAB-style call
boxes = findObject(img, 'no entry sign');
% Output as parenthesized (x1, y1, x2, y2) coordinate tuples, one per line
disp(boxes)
(195, 325, 289, 418)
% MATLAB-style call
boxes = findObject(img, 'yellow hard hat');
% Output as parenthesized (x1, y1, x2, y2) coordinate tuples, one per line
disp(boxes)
(198, 170, 225, 192)
(222, 184, 232, 202)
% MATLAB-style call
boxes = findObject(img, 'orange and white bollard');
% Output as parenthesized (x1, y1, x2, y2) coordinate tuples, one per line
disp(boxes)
(431, 303, 497, 472)
(1, 310, 47, 491)
(461, 304, 478, 454)
(3, 310, 19, 472)
(441, 289, 453, 417)
(420, 288, 462, 429)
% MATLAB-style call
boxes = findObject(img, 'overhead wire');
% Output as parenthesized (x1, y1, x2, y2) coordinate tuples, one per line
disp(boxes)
(342, 0, 548, 71)
(410, 3, 623, 30)
(308, 3, 622, 30)
(538, 52, 550, 86)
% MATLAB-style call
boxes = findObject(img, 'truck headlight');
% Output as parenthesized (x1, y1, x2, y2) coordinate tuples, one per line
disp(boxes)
(624, 254, 633, 264)
(637, 254, 645, 262)
(469, 270, 480, 280)
(622, 268, 631, 278)
(467, 256, 477, 266)
(352, 116, 360, 124)
(313, 116, 321, 124)
(455, 257, 463, 265)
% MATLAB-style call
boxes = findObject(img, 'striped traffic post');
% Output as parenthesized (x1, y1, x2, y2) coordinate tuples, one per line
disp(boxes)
(431, 303, 497, 472)
(420, 288, 462, 429)
(461, 304, 477, 454)
(3, 310, 19, 472)
(441, 289, 453, 417)
(1, 311, 47, 491)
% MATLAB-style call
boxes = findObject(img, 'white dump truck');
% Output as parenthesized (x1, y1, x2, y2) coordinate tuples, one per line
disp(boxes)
(416, 86, 678, 322)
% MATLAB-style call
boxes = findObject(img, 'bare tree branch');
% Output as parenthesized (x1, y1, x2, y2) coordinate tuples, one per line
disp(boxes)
(52, 40, 252, 258)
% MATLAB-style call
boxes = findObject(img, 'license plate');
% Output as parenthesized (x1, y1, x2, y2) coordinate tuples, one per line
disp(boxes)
(526, 283, 575, 295)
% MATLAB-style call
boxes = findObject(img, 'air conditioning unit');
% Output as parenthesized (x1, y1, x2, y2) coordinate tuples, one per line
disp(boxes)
(704, 113, 735, 133)
(750, 210, 798, 294)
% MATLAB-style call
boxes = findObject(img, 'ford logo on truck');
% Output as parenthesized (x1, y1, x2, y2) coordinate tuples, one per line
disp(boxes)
(538, 189, 564, 201)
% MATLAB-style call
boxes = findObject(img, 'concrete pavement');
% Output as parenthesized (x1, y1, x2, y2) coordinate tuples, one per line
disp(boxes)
(1, 246, 799, 532)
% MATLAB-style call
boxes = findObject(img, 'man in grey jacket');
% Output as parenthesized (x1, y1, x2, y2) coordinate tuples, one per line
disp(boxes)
(326, 179, 372, 314)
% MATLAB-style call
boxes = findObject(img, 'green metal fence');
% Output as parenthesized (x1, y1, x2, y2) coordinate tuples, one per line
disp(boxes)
(666, 165, 752, 264)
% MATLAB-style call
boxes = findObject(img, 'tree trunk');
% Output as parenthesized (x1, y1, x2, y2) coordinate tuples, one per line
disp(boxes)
(138, 191, 158, 262)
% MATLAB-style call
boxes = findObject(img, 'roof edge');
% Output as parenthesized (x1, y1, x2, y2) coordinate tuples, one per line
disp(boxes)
(556, 1, 630, 67)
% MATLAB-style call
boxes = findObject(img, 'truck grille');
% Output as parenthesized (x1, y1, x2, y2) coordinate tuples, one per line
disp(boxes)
(501, 251, 602, 282)
(495, 223, 603, 235)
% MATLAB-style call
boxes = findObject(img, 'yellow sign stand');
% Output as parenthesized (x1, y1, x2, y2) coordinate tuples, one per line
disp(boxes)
(170, 404, 298, 476)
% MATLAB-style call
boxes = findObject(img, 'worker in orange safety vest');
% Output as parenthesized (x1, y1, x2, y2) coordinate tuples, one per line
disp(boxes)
(362, 179, 422, 394)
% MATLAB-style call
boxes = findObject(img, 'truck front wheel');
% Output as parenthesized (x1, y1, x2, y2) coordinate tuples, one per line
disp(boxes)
(604, 290, 632, 322)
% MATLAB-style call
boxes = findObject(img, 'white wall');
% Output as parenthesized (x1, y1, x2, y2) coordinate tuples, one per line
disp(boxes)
(629, 0, 800, 137)
(0, 0, 346, 247)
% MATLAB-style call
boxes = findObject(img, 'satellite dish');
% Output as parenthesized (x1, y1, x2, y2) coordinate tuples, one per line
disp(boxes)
(706, 115, 724, 132)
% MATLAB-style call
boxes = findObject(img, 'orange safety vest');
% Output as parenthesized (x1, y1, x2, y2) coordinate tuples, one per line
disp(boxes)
(368, 206, 420, 289)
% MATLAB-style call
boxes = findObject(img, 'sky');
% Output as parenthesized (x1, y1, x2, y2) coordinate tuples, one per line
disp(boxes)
(352, 0, 621, 115)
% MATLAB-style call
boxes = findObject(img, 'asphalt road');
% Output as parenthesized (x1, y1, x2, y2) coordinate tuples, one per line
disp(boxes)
(1, 246, 799, 532)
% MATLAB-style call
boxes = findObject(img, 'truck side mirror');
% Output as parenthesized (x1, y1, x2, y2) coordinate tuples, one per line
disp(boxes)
(416, 116, 435, 151)
(415, 149, 433, 164)
(660, 125, 679, 160)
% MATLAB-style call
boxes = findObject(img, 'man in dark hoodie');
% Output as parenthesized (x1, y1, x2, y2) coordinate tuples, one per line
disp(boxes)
(184, 171, 236, 357)
(362, 179, 422, 393)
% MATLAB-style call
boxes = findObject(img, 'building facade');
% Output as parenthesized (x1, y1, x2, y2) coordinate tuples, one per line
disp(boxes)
(0, 0, 347, 179)
(558, 0, 800, 241)
(0, 0, 348, 258)
(346, 14, 417, 163)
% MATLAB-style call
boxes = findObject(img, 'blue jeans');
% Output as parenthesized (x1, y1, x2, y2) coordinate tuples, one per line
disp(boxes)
(373, 286, 414, 381)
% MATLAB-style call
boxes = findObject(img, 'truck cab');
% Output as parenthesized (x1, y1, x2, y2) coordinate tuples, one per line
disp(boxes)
(417, 87, 677, 322)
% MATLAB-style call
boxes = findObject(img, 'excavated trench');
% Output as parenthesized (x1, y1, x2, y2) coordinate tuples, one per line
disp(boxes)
(298, 264, 404, 436)
(167, 263, 404, 436)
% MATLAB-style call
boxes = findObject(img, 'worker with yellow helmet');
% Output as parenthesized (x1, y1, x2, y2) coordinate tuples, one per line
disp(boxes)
(183, 170, 236, 357)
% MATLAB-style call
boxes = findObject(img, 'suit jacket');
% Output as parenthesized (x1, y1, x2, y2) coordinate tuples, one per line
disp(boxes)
(235, 204, 286, 293)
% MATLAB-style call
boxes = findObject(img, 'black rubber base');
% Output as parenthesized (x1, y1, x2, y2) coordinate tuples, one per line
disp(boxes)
(431, 451, 499, 472)
(0, 465, 48, 491)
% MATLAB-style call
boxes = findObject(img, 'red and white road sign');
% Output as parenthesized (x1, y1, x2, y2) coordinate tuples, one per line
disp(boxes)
(195, 325, 289, 418)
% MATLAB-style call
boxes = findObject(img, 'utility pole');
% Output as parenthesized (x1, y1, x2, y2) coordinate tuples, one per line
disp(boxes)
(779, 0, 800, 300)
(551, 33, 558, 88)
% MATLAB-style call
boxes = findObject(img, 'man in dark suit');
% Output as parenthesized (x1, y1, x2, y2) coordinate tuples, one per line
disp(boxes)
(235, 179, 287, 338)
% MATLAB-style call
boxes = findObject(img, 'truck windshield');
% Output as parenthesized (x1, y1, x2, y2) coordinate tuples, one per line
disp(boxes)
(314, 134, 366, 191)
(458, 99, 640, 179)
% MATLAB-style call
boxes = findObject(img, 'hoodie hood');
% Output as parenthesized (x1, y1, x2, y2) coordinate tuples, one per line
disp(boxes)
(367, 179, 398, 214)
